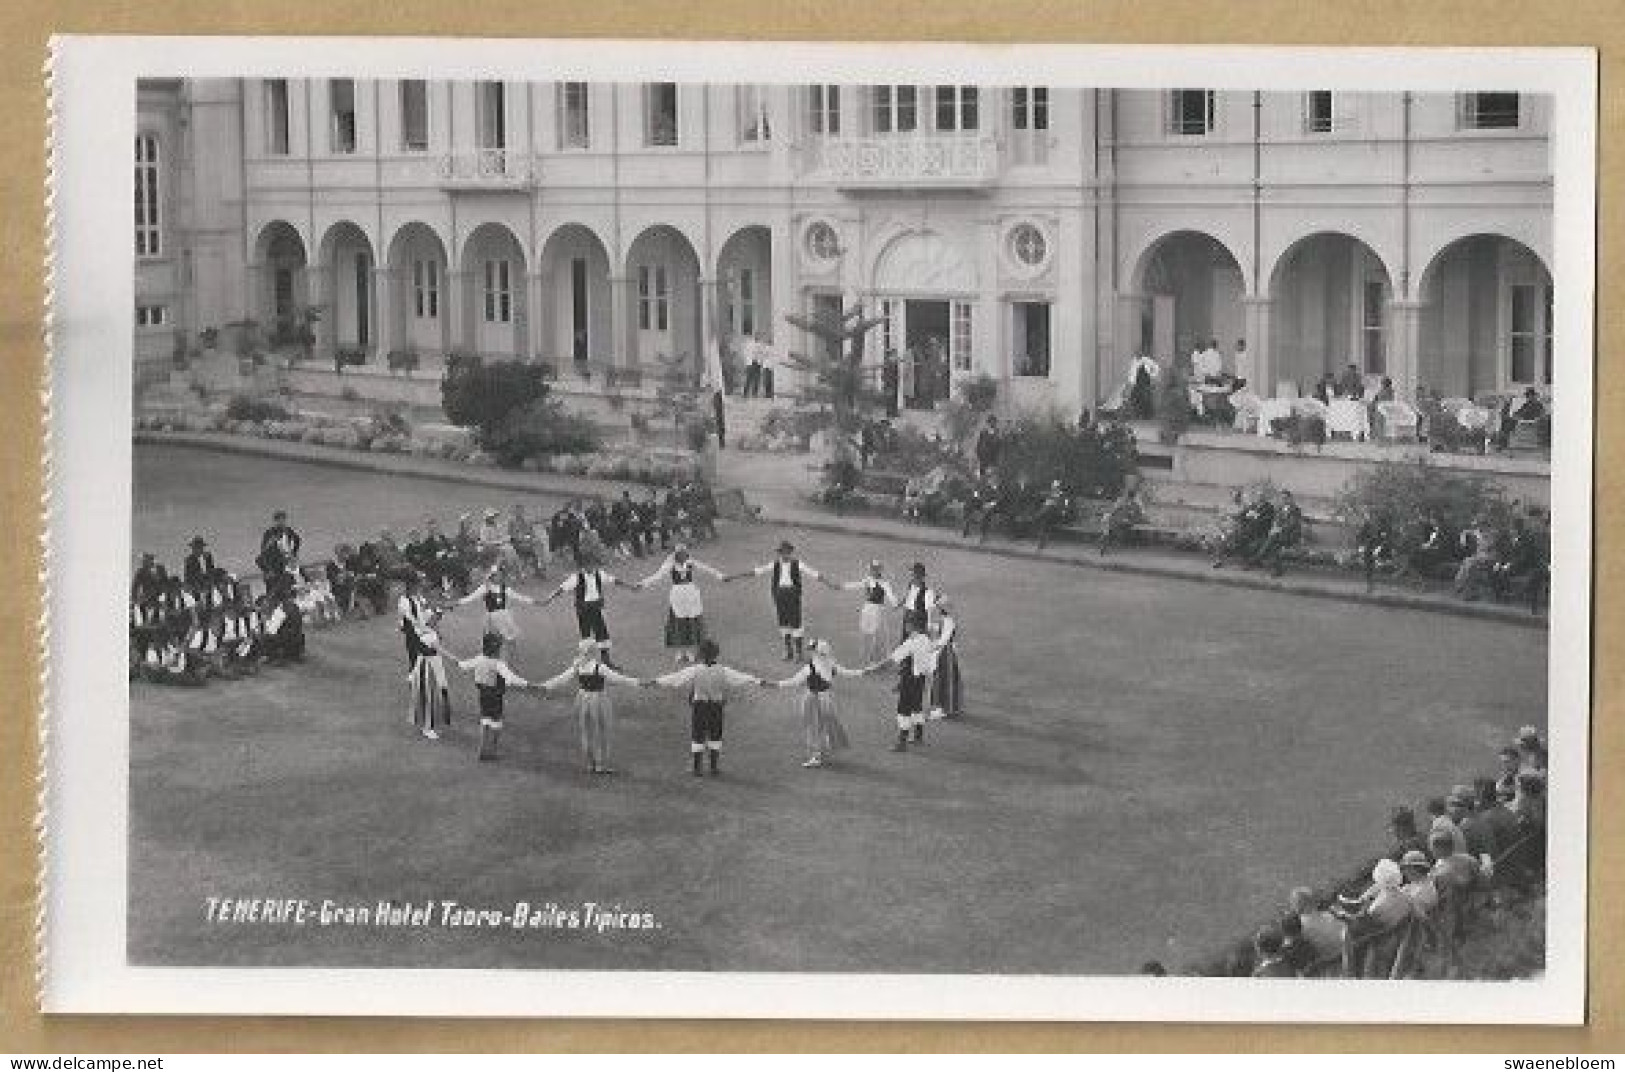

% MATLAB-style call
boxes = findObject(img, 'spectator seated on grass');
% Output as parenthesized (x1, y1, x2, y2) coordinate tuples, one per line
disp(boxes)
(1426, 795, 1470, 858)
(1386, 806, 1429, 862)
(958, 475, 1001, 543)
(1098, 483, 1147, 557)
(1212, 489, 1275, 569)
(1288, 887, 1346, 970)
(1354, 511, 1397, 593)
(1491, 515, 1550, 613)
(1250, 926, 1297, 979)
(1516, 725, 1549, 782)
(1334, 858, 1414, 979)
(1276, 914, 1317, 976)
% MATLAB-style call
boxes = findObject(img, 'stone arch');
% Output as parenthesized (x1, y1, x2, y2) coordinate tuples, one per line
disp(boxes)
(1124, 229, 1248, 367)
(316, 221, 378, 358)
(384, 222, 451, 358)
(870, 229, 977, 295)
(458, 222, 530, 358)
(625, 224, 703, 373)
(539, 222, 614, 368)
(1266, 231, 1397, 394)
(1416, 233, 1554, 397)
(715, 225, 775, 345)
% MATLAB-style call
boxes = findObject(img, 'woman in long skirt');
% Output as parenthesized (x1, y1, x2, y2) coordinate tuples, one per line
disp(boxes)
(927, 599, 964, 720)
(767, 639, 868, 768)
(408, 615, 452, 740)
(539, 638, 644, 775)
(635, 544, 727, 664)
(834, 560, 899, 664)
(457, 562, 535, 646)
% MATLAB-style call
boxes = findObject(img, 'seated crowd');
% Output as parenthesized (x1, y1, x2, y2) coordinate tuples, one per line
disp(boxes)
(1237, 727, 1548, 980)
(129, 480, 723, 685)
(1354, 504, 1552, 609)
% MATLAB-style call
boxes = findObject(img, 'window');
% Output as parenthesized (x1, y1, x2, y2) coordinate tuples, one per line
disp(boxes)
(265, 79, 290, 155)
(569, 258, 590, 360)
(477, 81, 507, 150)
(1509, 284, 1538, 384)
(808, 85, 840, 135)
(644, 83, 679, 147)
(727, 268, 758, 337)
(330, 79, 357, 154)
(1008, 223, 1048, 271)
(951, 301, 973, 372)
(637, 265, 670, 331)
(1362, 279, 1386, 374)
(1306, 90, 1335, 134)
(412, 259, 439, 319)
(557, 82, 590, 149)
(1010, 87, 1049, 164)
(134, 134, 160, 258)
(805, 221, 841, 263)
(872, 85, 918, 134)
(1460, 92, 1520, 130)
(399, 80, 429, 152)
(1168, 89, 1215, 135)
(1012, 302, 1050, 378)
(135, 304, 167, 328)
(933, 86, 979, 132)
(1542, 285, 1554, 386)
(737, 85, 771, 144)
(879, 298, 898, 358)
(483, 259, 511, 323)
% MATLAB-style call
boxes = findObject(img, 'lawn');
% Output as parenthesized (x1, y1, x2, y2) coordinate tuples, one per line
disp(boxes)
(129, 443, 1548, 973)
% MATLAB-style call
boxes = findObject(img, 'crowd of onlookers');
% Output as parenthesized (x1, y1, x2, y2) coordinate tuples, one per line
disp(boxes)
(1141, 726, 1549, 980)
(129, 481, 723, 684)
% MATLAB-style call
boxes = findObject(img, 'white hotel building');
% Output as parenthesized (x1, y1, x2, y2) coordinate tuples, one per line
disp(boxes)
(135, 78, 1554, 413)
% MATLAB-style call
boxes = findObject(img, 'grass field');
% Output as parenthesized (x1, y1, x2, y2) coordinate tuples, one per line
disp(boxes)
(129, 443, 1548, 974)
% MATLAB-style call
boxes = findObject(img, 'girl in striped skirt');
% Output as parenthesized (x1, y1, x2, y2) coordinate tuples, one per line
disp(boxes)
(538, 639, 644, 775)
(835, 561, 899, 664)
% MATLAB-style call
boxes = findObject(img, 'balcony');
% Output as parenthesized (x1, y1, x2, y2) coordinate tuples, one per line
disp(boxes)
(813, 134, 1001, 190)
(436, 149, 534, 191)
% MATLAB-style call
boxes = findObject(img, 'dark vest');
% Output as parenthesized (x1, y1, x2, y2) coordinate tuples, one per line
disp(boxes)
(577, 663, 606, 692)
(865, 580, 888, 605)
(484, 582, 508, 611)
(806, 661, 831, 693)
(574, 570, 603, 608)
(671, 562, 694, 585)
(772, 558, 802, 590)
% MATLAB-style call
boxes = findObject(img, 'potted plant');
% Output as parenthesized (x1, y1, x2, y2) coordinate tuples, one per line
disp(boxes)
(387, 348, 420, 374)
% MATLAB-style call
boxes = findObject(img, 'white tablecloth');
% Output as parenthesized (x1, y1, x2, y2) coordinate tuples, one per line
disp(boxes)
(1257, 398, 1295, 438)
(1326, 399, 1370, 440)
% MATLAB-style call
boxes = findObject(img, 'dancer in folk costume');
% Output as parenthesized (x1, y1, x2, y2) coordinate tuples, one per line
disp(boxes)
(450, 632, 537, 761)
(538, 639, 644, 775)
(766, 638, 868, 768)
(407, 610, 453, 740)
(635, 544, 727, 664)
(457, 562, 534, 647)
(834, 560, 900, 664)
(726, 540, 833, 662)
(398, 572, 436, 672)
(650, 638, 763, 776)
(898, 561, 938, 639)
(540, 552, 637, 666)
(876, 621, 943, 752)
(927, 598, 964, 720)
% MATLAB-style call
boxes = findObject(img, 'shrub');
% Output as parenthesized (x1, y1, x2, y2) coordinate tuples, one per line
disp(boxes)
(441, 355, 552, 439)
(819, 456, 863, 512)
(1332, 460, 1513, 564)
(991, 415, 1138, 501)
(872, 423, 961, 475)
(366, 405, 410, 444)
(1157, 362, 1193, 444)
(224, 394, 291, 424)
(757, 406, 831, 446)
(482, 397, 602, 467)
(683, 415, 711, 452)
(387, 349, 420, 374)
(957, 373, 999, 413)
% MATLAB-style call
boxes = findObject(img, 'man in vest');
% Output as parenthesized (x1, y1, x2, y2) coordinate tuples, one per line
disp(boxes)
(726, 540, 832, 661)
(540, 551, 636, 666)
(899, 562, 937, 639)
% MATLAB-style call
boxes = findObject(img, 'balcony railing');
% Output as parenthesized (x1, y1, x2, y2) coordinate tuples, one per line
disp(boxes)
(437, 149, 534, 190)
(813, 134, 1000, 189)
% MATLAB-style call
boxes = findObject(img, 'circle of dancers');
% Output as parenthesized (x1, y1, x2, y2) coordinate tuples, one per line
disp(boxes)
(396, 532, 968, 776)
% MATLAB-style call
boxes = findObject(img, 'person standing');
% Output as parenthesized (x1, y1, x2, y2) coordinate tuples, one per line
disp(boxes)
(257, 509, 303, 581)
(650, 638, 763, 776)
(540, 553, 636, 665)
(537, 639, 644, 775)
(726, 540, 832, 662)
(635, 544, 727, 664)
(182, 536, 216, 594)
(928, 599, 964, 720)
(834, 560, 899, 664)
(898, 562, 937, 639)
(397, 572, 435, 672)
(974, 416, 1003, 479)
(450, 632, 536, 761)
(881, 351, 901, 419)
(876, 622, 942, 752)
(456, 562, 535, 648)
(765, 638, 868, 768)
(405, 611, 451, 739)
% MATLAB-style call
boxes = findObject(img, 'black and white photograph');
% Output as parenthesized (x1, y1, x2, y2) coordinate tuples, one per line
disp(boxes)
(43, 37, 1594, 1020)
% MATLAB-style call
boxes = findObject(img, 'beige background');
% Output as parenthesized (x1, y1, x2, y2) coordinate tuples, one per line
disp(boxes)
(0, 0, 1617, 1051)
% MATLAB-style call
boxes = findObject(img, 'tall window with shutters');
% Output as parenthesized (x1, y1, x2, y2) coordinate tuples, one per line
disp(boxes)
(413, 259, 439, 319)
(134, 134, 160, 258)
(1010, 87, 1049, 164)
(265, 79, 290, 156)
(1168, 89, 1216, 135)
(933, 86, 979, 132)
(871, 86, 918, 134)
(558, 82, 590, 149)
(483, 260, 511, 324)
(399, 80, 429, 152)
(329, 79, 357, 154)
(644, 83, 679, 147)
(737, 85, 771, 145)
(950, 301, 973, 372)
(808, 85, 840, 136)
(638, 265, 670, 331)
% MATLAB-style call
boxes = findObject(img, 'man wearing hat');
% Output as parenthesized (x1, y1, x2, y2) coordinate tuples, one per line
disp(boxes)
(258, 509, 303, 579)
(131, 552, 165, 605)
(726, 540, 832, 662)
(898, 562, 937, 639)
(1398, 850, 1439, 920)
(541, 550, 637, 666)
(182, 536, 216, 594)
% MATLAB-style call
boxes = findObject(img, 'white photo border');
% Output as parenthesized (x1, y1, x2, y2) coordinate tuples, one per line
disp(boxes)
(43, 35, 1596, 1022)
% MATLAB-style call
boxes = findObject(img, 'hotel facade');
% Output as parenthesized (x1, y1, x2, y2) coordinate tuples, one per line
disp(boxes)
(135, 78, 1554, 413)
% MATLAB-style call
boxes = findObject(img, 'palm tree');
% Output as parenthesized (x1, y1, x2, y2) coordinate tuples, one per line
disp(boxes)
(781, 303, 888, 463)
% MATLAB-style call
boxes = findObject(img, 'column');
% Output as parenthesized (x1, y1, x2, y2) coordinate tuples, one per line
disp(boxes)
(309, 264, 336, 360)
(527, 269, 549, 366)
(974, 219, 1000, 386)
(609, 274, 631, 371)
(1243, 296, 1274, 397)
(768, 215, 796, 393)
(446, 269, 470, 356)
(371, 266, 398, 363)
(698, 275, 718, 390)
(1386, 297, 1424, 402)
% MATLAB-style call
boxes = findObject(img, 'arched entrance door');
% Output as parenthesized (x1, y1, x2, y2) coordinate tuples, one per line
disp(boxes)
(871, 230, 977, 408)
(253, 221, 308, 345)
(460, 223, 528, 358)
(540, 224, 611, 373)
(386, 222, 450, 361)
(318, 221, 376, 360)
(625, 225, 702, 373)
(1130, 230, 1246, 372)
(1267, 232, 1394, 397)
